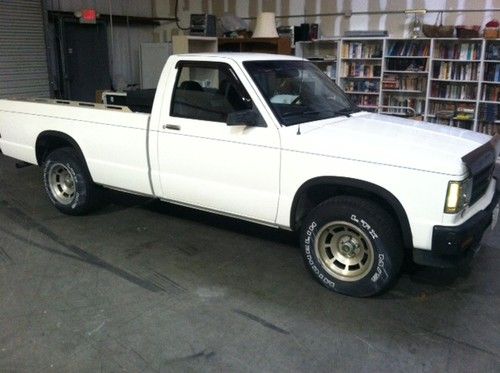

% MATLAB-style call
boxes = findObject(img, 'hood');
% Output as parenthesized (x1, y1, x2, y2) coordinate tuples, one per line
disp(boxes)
(281, 112, 492, 176)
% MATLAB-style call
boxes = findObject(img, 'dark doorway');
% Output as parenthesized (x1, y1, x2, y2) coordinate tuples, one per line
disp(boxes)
(60, 20, 111, 102)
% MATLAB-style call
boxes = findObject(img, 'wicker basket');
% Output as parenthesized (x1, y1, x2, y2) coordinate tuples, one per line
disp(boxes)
(456, 25, 481, 38)
(484, 27, 499, 38)
(423, 12, 454, 37)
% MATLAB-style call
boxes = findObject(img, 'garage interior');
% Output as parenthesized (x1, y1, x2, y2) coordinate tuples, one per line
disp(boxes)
(1, 0, 500, 371)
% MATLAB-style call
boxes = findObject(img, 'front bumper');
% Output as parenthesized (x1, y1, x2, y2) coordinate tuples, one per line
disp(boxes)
(413, 188, 499, 268)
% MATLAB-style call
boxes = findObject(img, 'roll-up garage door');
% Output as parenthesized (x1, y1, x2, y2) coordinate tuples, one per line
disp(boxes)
(0, 0, 50, 98)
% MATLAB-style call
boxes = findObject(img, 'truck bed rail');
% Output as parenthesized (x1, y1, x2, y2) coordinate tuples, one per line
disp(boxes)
(7, 97, 132, 113)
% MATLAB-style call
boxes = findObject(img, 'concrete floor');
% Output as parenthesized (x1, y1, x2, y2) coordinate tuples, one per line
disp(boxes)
(0, 155, 499, 372)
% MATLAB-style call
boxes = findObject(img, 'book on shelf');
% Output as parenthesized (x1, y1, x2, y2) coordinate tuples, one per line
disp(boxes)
(484, 64, 500, 82)
(351, 95, 378, 107)
(429, 102, 475, 116)
(387, 41, 429, 57)
(435, 62, 478, 80)
(383, 75, 426, 91)
(342, 63, 381, 78)
(344, 80, 379, 93)
(479, 103, 499, 136)
(385, 58, 427, 72)
(435, 42, 480, 60)
(485, 42, 500, 60)
(431, 82, 477, 100)
(481, 85, 500, 102)
(382, 96, 425, 115)
(342, 42, 381, 59)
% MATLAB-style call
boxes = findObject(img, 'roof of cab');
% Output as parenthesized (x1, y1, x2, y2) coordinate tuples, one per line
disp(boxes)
(172, 52, 304, 63)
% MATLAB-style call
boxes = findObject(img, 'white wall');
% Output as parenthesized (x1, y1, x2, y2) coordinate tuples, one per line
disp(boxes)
(154, 0, 500, 40)
(46, 0, 153, 17)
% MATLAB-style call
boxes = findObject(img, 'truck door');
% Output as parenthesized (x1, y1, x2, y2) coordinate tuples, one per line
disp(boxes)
(156, 61, 281, 224)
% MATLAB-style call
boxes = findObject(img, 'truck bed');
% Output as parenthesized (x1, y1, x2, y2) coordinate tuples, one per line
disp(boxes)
(0, 98, 154, 196)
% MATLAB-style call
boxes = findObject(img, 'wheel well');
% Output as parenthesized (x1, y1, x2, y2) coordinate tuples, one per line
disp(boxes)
(35, 131, 91, 178)
(291, 177, 413, 249)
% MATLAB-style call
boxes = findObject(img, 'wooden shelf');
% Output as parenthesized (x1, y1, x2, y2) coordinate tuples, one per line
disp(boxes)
(383, 89, 423, 94)
(218, 38, 291, 55)
(429, 97, 477, 103)
(432, 58, 480, 62)
(384, 70, 428, 74)
(345, 91, 379, 95)
(385, 56, 429, 58)
(172, 35, 218, 54)
(341, 76, 381, 79)
(431, 79, 479, 83)
(341, 58, 382, 61)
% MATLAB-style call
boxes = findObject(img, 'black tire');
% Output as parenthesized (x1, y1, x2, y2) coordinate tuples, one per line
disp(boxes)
(43, 147, 101, 215)
(300, 196, 403, 297)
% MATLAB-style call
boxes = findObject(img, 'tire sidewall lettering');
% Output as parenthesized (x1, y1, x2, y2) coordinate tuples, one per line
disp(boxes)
(350, 213, 388, 283)
(304, 221, 336, 289)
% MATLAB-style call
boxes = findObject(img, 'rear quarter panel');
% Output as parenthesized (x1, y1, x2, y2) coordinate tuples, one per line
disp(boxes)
(0, 99, 153, 195)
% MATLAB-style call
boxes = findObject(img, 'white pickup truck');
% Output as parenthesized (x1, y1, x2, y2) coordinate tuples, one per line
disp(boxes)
(0, 53, 498, 297)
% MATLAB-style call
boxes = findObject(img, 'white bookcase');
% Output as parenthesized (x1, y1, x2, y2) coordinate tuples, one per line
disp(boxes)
(295, 37, 500, 135)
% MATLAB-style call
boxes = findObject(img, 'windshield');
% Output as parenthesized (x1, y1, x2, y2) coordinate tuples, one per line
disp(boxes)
(244, 60, 358, 126)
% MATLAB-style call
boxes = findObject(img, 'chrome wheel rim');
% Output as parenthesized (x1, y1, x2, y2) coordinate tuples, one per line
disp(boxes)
(314, 221, 374, 282)
(48, 163, 76, 205)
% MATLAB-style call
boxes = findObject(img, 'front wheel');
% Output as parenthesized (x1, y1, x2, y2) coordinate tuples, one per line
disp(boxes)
(300, 196, 403, 297)
(43, 147, 102, 215)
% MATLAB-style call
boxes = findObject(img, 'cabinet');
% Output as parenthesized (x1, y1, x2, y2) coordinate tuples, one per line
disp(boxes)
(172, 35, 218, 54)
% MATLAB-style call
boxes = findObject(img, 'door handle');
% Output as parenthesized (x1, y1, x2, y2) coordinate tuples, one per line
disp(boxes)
(163, 124, 181, 131)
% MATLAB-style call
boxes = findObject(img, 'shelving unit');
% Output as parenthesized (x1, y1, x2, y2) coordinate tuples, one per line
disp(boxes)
(295, 39, 338, 80)
(381, 39, 430, 118)
(172, 35, 218, 54)
(294, 37, 499, 134)
(339, 38, 384, 111)
(425, 38, 483, 130)
(218, 37, 291, 55)
(478, 39, 500, 135)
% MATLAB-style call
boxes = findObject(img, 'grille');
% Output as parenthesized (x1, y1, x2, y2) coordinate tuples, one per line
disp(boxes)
(471, 161, 495, 204)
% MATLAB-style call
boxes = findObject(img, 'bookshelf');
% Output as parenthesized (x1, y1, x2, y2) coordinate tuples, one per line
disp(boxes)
(425, 38, 483, 130)
(295, 40, 338, 80)
(294, 37, 499, 135)
(381, 39, 430, 117)
(478, 39, 500, 135)
(339, 38, 384, 111)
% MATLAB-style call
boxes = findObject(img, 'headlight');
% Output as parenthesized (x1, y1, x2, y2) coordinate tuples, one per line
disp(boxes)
(444, 178, 473, 214)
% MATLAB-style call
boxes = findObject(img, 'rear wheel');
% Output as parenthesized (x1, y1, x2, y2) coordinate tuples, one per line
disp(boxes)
(43, 147, 101, 215)
(300, 196, 403, 297)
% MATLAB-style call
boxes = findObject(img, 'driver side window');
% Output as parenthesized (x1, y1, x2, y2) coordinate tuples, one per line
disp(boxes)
(171, 63, 258, 123)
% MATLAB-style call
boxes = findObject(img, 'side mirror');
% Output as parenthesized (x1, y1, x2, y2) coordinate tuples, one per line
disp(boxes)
(226, 109, 259, 127)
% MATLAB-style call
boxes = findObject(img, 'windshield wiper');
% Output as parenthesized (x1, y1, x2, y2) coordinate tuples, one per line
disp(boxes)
(334, 107, 361, 117)
(281, 109, 320, 118)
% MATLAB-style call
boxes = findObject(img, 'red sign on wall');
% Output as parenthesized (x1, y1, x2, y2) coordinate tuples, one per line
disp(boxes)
(79, 9, 97, 24)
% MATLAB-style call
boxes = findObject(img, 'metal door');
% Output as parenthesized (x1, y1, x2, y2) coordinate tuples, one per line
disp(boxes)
(61, 20, 111, 102)
(0, 0, 50, 98)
